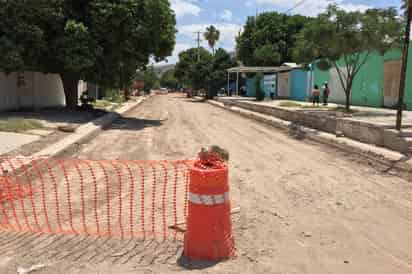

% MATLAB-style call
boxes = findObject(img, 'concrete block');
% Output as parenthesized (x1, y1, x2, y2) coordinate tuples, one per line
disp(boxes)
(383, 129, 410, 153)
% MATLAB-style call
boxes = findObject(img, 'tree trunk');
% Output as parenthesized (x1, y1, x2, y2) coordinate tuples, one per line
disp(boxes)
(396, 1, 412, 130)
(61, 73, 80, 109)
(344, 76, 355, 112)
(124, 88, 130, 101)
(345, 91, 351, 112)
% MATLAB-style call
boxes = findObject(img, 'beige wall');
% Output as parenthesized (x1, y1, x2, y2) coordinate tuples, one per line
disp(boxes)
(383, 60, 401, 107)
(277, 72, 290, 98)
(328, 68, 347, 104)
(0, 71, 66, 111)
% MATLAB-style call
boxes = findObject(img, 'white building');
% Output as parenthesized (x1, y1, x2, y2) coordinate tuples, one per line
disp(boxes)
(0, 71, 87, 111)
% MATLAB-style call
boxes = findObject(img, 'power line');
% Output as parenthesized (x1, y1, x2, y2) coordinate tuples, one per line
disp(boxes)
(284, 0, 309, 14)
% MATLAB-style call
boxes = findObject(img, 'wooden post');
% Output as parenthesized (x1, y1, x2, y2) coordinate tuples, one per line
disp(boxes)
(227, 72, 230, 96)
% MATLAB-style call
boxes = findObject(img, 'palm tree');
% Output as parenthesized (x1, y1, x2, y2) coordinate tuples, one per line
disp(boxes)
(204, 25, 220, 55)
(396, 0, 412, 130)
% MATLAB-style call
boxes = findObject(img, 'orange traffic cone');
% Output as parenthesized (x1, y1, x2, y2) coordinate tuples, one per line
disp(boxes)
(184, 157, 235, 261)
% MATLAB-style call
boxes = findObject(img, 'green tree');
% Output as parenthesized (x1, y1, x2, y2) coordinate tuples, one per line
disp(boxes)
(236, 12, 310, 66)
(204, 25, 220, 55)
(255, 73, 265, 101)
(143, 65, 160, 92)
(160, 69, 178, 89)
(254, 45, 281, 66)
(293, 5, 402, 111)
(0, 0, 176, 108)
(175, 47, 235, 99)
(175, 47, 212, 88)
(208, 48, 237, 98)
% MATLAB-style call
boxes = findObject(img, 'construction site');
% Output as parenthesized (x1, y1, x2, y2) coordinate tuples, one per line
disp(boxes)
(0, 94, 410, 273)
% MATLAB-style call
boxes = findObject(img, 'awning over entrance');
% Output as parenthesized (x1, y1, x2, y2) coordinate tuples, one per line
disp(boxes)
(226, 66, 293, 74)
(226, 65, 298, 96)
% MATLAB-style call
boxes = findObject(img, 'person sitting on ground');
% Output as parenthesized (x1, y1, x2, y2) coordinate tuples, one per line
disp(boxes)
(80, 91, 94, 110)
(323, 82, 330, 106)
(312, 85, 320, 106)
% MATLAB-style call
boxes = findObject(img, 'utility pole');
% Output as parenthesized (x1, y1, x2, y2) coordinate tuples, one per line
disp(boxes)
(195, 31, 202, 62)
(396, 0, 412, 131)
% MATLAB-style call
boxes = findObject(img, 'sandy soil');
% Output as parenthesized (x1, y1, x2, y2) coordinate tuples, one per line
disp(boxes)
(1, 94, 412, 274)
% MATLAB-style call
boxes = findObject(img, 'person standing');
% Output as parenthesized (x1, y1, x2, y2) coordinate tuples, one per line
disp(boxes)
(312, 84, 320, 106)
(323, 82, 330, 106)
(270, 84, 276, 100)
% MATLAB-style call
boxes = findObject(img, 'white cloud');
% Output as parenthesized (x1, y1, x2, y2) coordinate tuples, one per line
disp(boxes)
(179, 23, 242, 50)
(170, 0, 201, 19)
(220, 9, 233, 21)
(339, 2, 371, 12)
(254, 0, 371, 17)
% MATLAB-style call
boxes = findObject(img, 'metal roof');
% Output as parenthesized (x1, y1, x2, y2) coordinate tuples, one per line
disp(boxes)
(226, 66, 294, 73)
(282, 62, 299, 68)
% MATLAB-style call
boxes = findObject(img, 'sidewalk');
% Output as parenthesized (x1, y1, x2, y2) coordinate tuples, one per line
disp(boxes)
(215, 96, 412, 154)
(0, 96, 148, 158)
(206, 97, 412, 181)
(0, 132, 40, 155)
(219, 96, 412, 128)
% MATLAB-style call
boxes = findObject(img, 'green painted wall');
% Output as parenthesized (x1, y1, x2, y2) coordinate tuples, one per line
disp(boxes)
(384, 48, 401, 61)
(312, 47, 412, 109)
(404, 47, 412, 109)
(313, 63, 329, 89)
(351, 52, 384, 107)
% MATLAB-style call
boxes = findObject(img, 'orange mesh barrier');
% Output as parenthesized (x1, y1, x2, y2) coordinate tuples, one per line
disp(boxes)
(0, 157, 192, 241)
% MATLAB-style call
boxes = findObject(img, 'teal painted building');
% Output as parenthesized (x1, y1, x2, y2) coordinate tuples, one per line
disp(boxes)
(312, 45, 412, 110)
(246, 76, 276, 97)
(290, 69, 309, 101)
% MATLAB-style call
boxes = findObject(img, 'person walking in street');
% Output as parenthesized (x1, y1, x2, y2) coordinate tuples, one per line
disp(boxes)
(312, 84, 320, 106)
(270, 84, 275, 100)
(323, 82, 330, 106)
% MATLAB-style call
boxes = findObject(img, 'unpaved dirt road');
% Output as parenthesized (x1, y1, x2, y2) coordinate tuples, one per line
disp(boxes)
(2, 94, 412, 274)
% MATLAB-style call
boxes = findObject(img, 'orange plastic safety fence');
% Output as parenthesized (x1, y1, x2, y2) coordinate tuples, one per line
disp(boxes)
(0, 157, 192, 241)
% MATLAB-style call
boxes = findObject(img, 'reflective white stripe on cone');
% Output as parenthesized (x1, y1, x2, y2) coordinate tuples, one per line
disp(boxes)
(189, 192, 229, 206)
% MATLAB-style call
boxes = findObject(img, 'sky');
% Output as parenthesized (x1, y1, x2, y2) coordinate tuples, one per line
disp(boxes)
(157, 0, 403, 65)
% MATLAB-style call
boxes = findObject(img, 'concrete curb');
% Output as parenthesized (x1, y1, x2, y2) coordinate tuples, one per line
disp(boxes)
(32, 96, 149, 158)
(207, 99, 412, 179)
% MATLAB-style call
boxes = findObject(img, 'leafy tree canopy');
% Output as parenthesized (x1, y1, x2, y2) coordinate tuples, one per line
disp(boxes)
(236, 12, 311, 66)
(143, 65, 160, 92)
(175, 47, 236, 98)
(174, 47, 212, 88)
(0, 0, 176, 108)
(160, 69, 178, 89)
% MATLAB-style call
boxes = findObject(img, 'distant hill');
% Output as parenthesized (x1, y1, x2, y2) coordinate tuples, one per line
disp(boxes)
(153, 64, 175, 77)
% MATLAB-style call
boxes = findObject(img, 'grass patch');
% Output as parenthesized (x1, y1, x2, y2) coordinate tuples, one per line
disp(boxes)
(0, 118, 44, 133)
(301, 105, 330, 109)
(93, 100, 113, 109)
(278, 101, 302, 108)
(93, 95, 126, 111)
